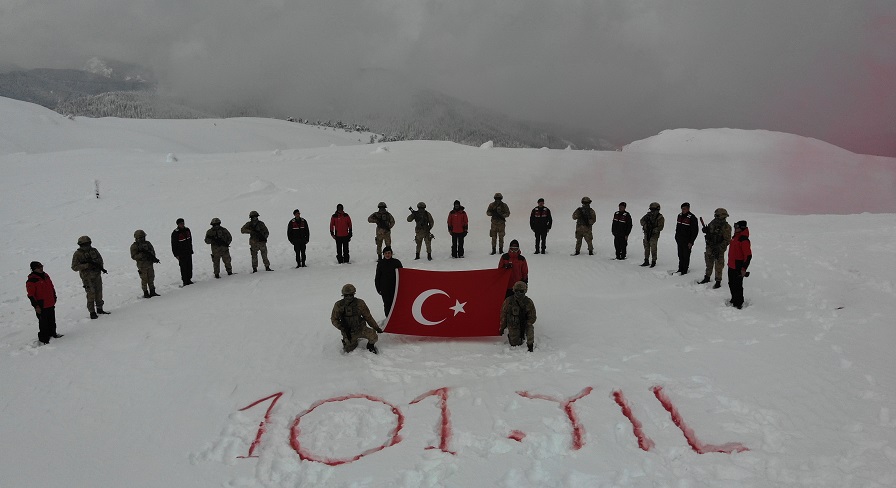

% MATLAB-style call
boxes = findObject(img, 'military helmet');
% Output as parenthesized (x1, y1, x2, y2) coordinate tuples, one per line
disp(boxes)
(134, 229, 146, 239)
(249, 210, 260, 218)
(417, 202, 426, 209)
(210, 217, 221, 225)
(494, 192, 503, 200)
(714, 208, 729, 218)
(77, 235, 92, 245)
(512, 281, 528, 293)
(378, 202, 387, 208)
(581, 196, 592, 204)
(341, 283, 356, 296)
(649, 202, 661, 210)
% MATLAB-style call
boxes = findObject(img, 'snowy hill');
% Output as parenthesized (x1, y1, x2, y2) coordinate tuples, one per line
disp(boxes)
(1, 96, 895, 488)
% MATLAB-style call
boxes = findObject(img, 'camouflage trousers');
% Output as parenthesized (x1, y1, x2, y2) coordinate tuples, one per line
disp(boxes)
(643, 235, 659, 262)
(575, 226, 594, 253)
(341, 326, 379, 352)
(136, 262, 155, 292)
(506, 323, 534, 347)
(210, 246, 232, 275)
(414, 230, 433, 254)
(250, 241, 270, 269)
(375, 229, 392, 257)
(81, 272, 104, 313)
(490, 221, 506, 251)
(704, 248, 726, 282)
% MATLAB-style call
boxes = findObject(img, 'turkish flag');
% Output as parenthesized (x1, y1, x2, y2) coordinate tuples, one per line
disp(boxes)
(383, 268, 511, 337)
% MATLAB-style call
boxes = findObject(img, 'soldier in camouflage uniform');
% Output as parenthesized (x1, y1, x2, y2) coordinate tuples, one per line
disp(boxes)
(487, 192, 511, 254)
(639, 202, 665, 267)
(368, 202, 395, 260)
(330, 284, 383, 354)
(70, 235, 109, 319)
(699, 208, 732, 288)
(241, 210, 272, 272)
(407, 202, 435, 260)
(500, 281, 537, 352)
(572, 196, 597, 255)
(130, 229, 161, 298)
(204, 218, 233, 278)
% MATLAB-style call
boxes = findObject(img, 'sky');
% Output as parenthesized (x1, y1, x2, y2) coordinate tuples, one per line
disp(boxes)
(1, 96, 895, 487)
(1, 0, 895, 154)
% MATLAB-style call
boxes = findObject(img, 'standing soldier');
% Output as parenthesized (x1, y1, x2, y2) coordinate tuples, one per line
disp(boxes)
(331, 284, 383, 354)
(572, 196, 597, 255)
(448, 200, 468, 258)
(487, 192, 511, 255)
(529, 198, 552, 254)
(611, 202, 633, 260)
(727, 221, 752, 309)
(500, 281, 537, 352)
(407, 202, 434, 260)
(367, 202, 395, 259)
(674, 202, 700, 274)
(498, 239, 528, 297)
(639, 202, 665, 267)
(26, 261, 62, 345)
(287, 209, 310, 268)
(204, 218, 234, 278)
(241, 210, 272, 272)
(699, 208, 732, 288)
(70, 235, 109, 319)
(130, 229, 161, 298)
(374, 246, 403, 315)
(171, 218, 193, 286)
(330, 203, 353, 264)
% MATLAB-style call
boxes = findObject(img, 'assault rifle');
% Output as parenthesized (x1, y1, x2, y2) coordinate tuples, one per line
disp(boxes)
(85, 257, 108, 274)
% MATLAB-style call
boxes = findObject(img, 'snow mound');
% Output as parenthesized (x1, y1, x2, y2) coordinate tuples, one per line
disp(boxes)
(623, 128, 857, 156)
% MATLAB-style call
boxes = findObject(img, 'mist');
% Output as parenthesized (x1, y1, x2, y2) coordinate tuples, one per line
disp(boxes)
(1, 0, 894, 153)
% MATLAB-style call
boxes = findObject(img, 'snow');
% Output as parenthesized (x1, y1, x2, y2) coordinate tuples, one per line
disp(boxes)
(1, 95, 895, 487)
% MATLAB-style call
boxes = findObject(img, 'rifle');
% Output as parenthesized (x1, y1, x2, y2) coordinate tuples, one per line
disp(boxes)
(85, 257, 108, 274)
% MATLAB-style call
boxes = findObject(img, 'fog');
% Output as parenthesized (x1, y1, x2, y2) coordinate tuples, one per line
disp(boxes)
(1, 0, 894, 152)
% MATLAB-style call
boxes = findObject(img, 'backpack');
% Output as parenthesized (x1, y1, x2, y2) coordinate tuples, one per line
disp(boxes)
(705, 220, 726, 247)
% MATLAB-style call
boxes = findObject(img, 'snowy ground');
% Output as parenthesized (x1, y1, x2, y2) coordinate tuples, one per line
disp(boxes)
(1, 96, 895, 487)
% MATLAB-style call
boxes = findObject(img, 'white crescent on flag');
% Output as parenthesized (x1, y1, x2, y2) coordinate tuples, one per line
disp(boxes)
(411, 289, 449, 326)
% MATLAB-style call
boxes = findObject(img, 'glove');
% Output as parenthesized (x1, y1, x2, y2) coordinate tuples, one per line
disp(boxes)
(462, 232, 468, 238)
(153, 258, 161, 264)
(101, 268, 108, 274)
(374, 327, 384, 333)
(348, 231, 353, 239)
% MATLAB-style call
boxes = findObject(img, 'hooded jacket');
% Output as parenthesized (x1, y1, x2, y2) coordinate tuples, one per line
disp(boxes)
(728, 227, 752, 271)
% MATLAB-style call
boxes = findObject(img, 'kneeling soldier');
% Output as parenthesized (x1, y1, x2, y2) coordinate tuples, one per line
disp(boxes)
(331, 284, 383, 354)
(500, 281, 537, 352)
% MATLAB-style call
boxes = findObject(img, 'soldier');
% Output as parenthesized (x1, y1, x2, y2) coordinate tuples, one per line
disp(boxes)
(699, 208, 732, 288)
(170, 218, 194, 286)
(407, 202, 434, 260)
(330, 203, 353, 264)
(500, 281, 537, 352)
(447, 200, 468, 258)
(572, 196, 596, 255)
(374, 246, 403, 315)
(529, 198, 552, 254)
(331, 284, 383, 354)
(487, 192, 511, 254)
(639, 202, 665, 267)
(26, 261, 62, 345)
(674, 202, 700, 274)
(287, 209, 310, 268)
(241, 210, 272, 272)
(611, 202, 633, 260)
(368, 202, 395, 259)
(130, 229, 161, 298)
(727, 221, 752, 309)
(204, 218, 233, 278)
(70, 235, 109, 319)
(498, 239, 528, 298)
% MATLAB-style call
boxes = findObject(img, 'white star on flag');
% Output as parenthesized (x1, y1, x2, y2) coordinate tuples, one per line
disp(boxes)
(449, 300, 466, 316)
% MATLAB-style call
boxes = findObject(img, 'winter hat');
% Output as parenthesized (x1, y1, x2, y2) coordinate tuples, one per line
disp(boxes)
(382, 246, 393, 254)
(735, 220, 748, 229)
(509, 239, 520, 249)
(30, 261, 42, 270)
(537, 198, 545, 203)
(293, 209, 300, 214)
(619, 202, 627, 207)
(336, 203, 344, 211)
(681, 202, 690, 208)
(453, 200, 461, 206)
(176, 217, 185, 224)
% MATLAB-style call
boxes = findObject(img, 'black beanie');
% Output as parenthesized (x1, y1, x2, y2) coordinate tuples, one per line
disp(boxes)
(30, 261, 42, 270)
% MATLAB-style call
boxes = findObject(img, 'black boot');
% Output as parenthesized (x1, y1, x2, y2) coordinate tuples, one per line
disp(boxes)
(149, 289, 160, 297)
(90, 312, 98, 319)
(252, 267, 258, 273)
(143, 290, 150, 298)
(649, 261, 656, 268)
(573, 251, 580, 256)
(640, 259, 649, 266)
(427, 253, 432, 261)
(415, 252, 420, 260)
(713, 281, 722, 289)
(265, 266, 273, 271)
(588, 249, 594, 255)
(215, 273, 220, 279)
(534, 249, 540, 254)
(490, 249, 497, 255)
(367, 343, 379, 354)
(527, 344, 534, 352)
(698, 275, 711, 284)
(96, 308, 110, 315)
(227, 270, 234, 275)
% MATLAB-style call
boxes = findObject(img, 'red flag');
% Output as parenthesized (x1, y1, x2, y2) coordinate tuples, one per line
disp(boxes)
(383, 268, 511, 337)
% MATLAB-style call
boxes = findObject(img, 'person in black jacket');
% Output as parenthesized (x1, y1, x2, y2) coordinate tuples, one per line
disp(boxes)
(171, 218, 194, 286)
(611, 202, 633, 259)
(529, 198, 553, 254)
(674, 202, 700, 274)
(287, 209, 310, 268)
(374, 246, 403, 315)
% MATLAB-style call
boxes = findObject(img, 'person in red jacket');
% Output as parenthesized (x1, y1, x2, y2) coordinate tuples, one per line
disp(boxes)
(330, 203, 353, 264)
(26, 261, 62, 345)
(498, 239, 529, 297)
(727, 221, 752, 309)
(447, 200, 468, 258)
